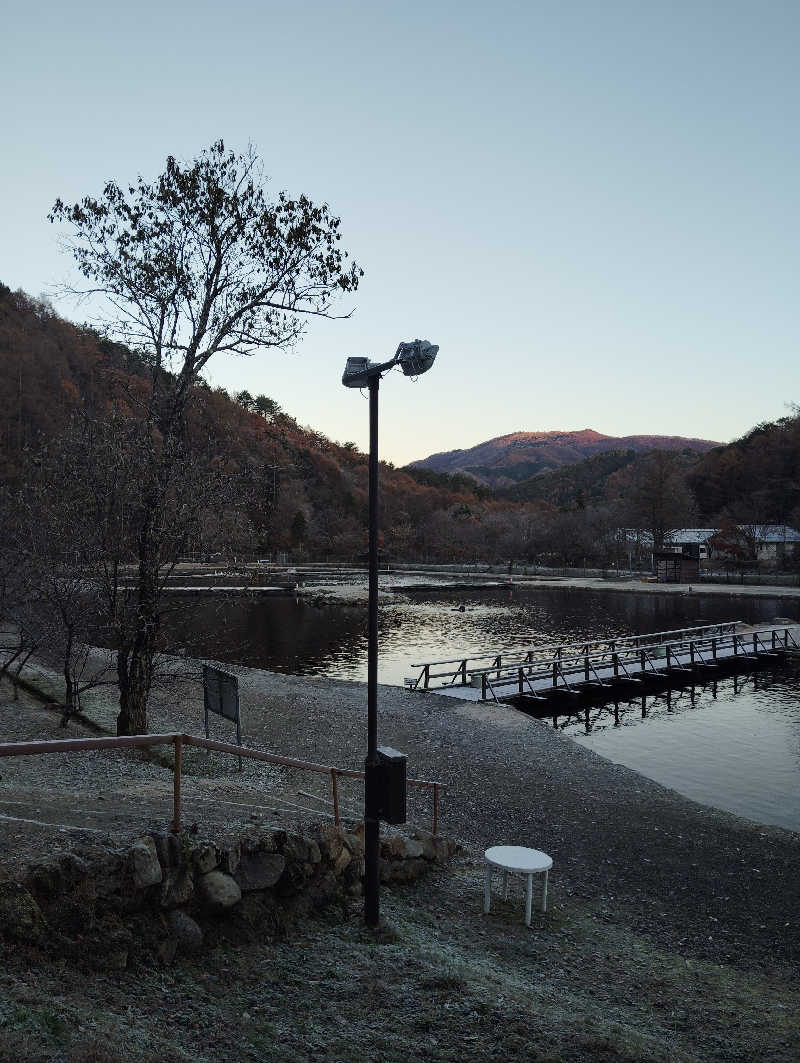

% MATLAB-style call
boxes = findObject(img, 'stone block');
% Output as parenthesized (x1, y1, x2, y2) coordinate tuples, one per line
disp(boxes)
(198, 870, 242, 912)
(381, 837, 406, 860)
(283, 833, 310, 862)
(152, 832, 182, 869)
(333, 848, 352, 874)
(160, 869, 194, 909)
(342, 832, 364, 857)
(410, 830, 437, 861)
(317, 826, 344, 862)
(404, 839, 425, 860)
(222, 843, 240, 875)
(235, 851, 286, 892)
(129, 838, 163, 889)
(167, 909, 203, 954)
(193, 844, 218, 875)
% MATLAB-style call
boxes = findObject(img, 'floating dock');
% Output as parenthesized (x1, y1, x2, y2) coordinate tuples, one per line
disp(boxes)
(408, 621, 800, 705)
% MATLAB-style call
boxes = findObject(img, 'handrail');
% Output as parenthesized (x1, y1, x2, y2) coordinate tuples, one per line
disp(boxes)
(411, 622, 743, 688)
(411, 622, 741, 670)
(454, 626, 795, 698)
(0, 732, 446, 837)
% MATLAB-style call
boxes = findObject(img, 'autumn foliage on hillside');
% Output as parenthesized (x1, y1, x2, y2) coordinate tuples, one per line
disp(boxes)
(3, 284, 798, 565)
(0, 285, 526, 562)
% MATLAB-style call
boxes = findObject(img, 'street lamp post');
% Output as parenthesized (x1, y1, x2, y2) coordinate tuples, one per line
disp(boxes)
(342, 339, 438, 928)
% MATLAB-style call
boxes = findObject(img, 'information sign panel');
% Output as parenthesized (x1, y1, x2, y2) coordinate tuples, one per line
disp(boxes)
(203, 665, 242, 769)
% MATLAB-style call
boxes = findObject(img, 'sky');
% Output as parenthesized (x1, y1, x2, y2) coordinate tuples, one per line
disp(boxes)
(2, 1, 799, 466)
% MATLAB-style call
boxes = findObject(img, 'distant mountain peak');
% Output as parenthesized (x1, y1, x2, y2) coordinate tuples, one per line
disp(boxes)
(409, 428, 721, 488)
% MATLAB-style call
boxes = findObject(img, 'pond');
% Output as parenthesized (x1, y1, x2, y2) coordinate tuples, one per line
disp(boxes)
(159, 583, 800, 832)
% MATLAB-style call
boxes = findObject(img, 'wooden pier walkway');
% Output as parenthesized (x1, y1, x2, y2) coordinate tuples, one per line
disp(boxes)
(408, 621, 800, 704)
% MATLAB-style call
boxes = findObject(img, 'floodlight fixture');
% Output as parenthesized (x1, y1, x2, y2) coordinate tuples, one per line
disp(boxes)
(397, 339, 438, 377)
(340, 336, 439, 932)
(341, 340, 438, 388)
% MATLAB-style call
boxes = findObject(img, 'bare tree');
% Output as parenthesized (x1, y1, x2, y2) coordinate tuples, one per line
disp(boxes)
(49, 142, 361, 734)
(624, 451, 696, 552)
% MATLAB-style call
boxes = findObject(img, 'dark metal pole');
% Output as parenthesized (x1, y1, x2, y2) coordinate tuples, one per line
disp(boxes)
(364, 374, 381, 927)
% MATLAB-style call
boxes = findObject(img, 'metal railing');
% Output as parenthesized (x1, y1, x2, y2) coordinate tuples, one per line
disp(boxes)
(0, 732, 445, 836)
(410, 622, 743, 690)
(461, 626, 797, 702)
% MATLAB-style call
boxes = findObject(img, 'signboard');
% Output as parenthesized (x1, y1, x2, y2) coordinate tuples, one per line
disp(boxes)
(203, 665, 242, 769)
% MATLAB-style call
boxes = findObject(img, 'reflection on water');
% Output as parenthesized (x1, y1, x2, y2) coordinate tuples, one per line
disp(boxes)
(160, 585, 797, 686)
(158, 584, 800, 832)
(566, 667, 800, 833)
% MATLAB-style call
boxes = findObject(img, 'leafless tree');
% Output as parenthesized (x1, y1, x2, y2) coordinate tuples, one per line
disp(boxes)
(49, 141, 361, 733)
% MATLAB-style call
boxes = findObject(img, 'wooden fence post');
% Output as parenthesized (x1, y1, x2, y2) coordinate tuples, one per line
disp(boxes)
(172, 735, 183, 834)
(330, 768, 340, 826)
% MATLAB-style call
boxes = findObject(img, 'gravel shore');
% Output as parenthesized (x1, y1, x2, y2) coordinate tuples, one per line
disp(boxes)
(1, 655, 799, 1060)
(2, 653, 799, 976)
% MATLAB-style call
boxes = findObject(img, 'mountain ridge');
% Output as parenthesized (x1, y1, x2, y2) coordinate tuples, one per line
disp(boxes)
(410, 428, 721, 488)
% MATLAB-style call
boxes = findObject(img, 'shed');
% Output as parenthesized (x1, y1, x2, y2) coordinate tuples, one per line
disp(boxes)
(654, 551, 700, 583)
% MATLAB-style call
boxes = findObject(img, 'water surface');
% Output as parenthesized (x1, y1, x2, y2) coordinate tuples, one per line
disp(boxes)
(158, 584, 800, 832)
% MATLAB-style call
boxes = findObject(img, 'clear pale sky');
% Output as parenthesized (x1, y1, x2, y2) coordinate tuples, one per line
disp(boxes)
(2, 1, 798, 466)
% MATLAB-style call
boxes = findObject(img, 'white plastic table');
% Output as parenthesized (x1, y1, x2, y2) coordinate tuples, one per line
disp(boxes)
(483, 845, 552, 925)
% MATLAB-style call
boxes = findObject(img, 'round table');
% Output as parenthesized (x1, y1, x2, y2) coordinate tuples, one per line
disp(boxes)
(483, 845, 552, 925)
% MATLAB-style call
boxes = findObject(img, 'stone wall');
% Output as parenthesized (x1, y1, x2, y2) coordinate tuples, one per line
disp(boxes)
(0, 825, 457, 969)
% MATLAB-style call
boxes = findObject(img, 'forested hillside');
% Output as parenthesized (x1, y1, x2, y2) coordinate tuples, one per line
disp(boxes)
(689, 415, 800, 525)
(0, 284, 518, 562)
(2, 283, 798, 565)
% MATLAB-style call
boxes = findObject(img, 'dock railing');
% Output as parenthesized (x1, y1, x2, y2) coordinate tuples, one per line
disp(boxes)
(409, 621, 743, 691)
(446, 626, 797, 702)
(0, 733, 446, 836)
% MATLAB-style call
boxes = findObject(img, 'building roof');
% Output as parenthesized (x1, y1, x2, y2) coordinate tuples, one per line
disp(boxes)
(747, 524, 800, 543)
(667, 525, 800, 544)
(665, 529, 717, 545)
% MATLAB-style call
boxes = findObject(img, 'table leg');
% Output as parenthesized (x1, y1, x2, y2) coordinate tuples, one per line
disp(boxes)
(502, 871, 509, 899)
(525, 874, 533, 925)
(484, 865, 492, 914)
(542, 869, 549, 912)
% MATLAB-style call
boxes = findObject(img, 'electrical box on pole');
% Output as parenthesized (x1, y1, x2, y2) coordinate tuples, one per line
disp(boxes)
(376, 746, 407, 825)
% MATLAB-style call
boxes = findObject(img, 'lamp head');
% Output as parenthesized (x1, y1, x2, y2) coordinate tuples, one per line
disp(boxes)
(341, 356, 374, 388)
(341, 339, 439, 388)
(397, 339, 438, 377)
